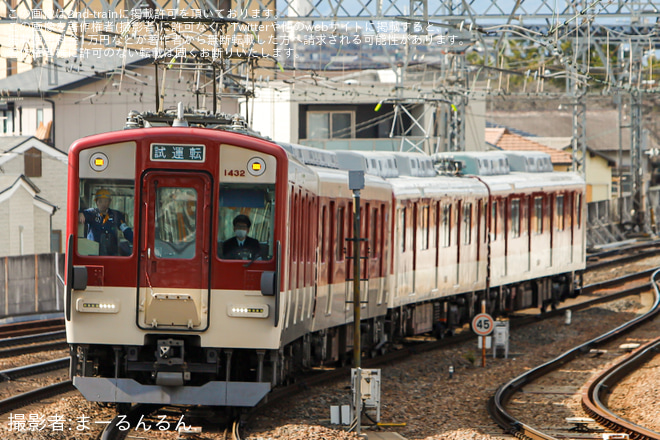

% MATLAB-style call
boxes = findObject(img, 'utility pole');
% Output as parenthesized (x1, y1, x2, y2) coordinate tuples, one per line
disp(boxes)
(348, 170, 365, 435)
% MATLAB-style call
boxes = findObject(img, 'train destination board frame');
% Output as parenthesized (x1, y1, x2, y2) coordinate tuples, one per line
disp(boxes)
(151, 144, 206, 163)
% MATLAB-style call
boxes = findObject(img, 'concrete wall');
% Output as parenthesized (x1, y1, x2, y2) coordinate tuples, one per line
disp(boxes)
(0, 253, 64, 317)
(585, 154, 612, 202)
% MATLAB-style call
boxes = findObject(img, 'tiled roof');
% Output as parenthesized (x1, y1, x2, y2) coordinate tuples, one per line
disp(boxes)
(485, 127, 506, 146)
(494, 131, 573, 165)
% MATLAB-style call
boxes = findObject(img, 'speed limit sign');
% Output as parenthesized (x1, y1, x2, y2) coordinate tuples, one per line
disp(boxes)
(472, 313, 494, 336)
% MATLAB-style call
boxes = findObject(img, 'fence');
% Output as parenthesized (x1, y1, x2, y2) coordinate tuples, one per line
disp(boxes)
(0, 253, 65, 319)
(586, 193, 660, 248)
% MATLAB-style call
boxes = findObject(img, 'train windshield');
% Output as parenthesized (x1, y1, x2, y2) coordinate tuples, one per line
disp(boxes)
(217, 183, 275, 261)
(154, 187, 197, 259)
(77, 180, 135, 257)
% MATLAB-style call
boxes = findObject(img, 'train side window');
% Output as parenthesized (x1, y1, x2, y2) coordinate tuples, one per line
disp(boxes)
(77, 180, 135, 257)
(556, 195, 565, 231)
(490, 200, 497, 242)
(337, 206, 345, 261)
(370, 207, 378, 260)
(521, 197, 528, 235)
(421, 205, 430, 250)
(321, 205, 327, 263)
(511, 199, 520, 238)
(533, 196, 543, 234)
(398, 207, 406, 252)
(441, 204, 451, 247)
(463, 203, 472, 245)
(217, 183, 275, 261)
(576, 193, 582, 228)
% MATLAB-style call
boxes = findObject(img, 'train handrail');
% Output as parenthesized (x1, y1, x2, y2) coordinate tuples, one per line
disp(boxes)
(488, 268, 660, 439)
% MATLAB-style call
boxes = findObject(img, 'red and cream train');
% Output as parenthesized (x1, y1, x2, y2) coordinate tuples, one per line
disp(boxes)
(65, 122, 585, 408)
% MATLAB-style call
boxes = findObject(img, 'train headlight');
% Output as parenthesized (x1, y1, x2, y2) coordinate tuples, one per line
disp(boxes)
(247, 157, 266, 177)
(76, 298, 120, 314)
(227, 304, 269, 318)
(89, 152, 109, 172)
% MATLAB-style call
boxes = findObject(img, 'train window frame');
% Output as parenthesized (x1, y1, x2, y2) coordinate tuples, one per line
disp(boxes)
(398, 207, 406, 252)
(441, 204, 451, 248)
(321, 204, 327, 263)
(533, 196, 543, 235)
(370, 206, 378, 261)
(463, 202, 472, 245)
(556, 195, 565, 231)
(511, 198, 520, 238)
(337, 205, 345, 261)
(217, 182, 275, 262)
(77, 179, 135, 257)
(491, 200, 497, 242)
(421, 205, 430, 250)
(576, 193, 582, 229)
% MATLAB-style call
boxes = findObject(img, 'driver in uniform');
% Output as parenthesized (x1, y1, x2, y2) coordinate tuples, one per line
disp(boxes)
(79, 189, 133, 256)
(222, 214, 261, 260)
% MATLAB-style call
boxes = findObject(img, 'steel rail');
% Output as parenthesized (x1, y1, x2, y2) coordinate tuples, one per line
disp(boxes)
(580, 270, 660, 440)
(488, 270, 660, 440)
(0, 381, 75, 415)
(0, 357, 69, 382)
(0, 330, 66, 348)
(252, 271, 653, 426)
(0, 318, 65, 338)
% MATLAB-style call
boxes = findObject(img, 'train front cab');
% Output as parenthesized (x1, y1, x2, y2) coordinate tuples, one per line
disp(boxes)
(65, 129, 288, 407)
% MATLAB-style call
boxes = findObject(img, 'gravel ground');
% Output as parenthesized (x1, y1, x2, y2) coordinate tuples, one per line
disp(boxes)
(245, 295, 654, 440)
(607, 346, 660, 432)
(1, 255, 659, 440)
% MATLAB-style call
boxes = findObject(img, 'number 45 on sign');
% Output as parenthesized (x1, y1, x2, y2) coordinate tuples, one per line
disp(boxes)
(472, 313, 494, 336)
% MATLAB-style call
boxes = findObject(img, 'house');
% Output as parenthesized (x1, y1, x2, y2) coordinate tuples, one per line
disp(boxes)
(486, 127, 615, 203)
(0, 136, 67, 254)
(528, 137, 615, 202)
(0, 175, 57, 255)
(485, 127, 573, 170)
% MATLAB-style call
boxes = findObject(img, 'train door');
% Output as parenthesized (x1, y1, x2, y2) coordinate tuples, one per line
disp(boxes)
(137, 171, 212, 330)
(412, 203, 418, 295)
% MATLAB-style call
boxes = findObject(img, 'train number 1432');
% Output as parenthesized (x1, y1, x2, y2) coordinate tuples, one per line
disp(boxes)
(224, 169, 246, 177)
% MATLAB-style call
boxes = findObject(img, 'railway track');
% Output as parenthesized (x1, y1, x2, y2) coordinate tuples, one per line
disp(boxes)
(586, 239, 660, 271)
(1, 249, 652, 439)
(95, 265, 651, 439)
(582, 336, 660, 440)
(488, 268, 660, 440)
(0, 358, 71, 415)
(0, 318, 64, 339)
(0, 331, 67, 358)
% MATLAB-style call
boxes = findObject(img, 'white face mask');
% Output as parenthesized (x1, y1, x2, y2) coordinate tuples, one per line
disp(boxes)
(235, 230, 247, 239)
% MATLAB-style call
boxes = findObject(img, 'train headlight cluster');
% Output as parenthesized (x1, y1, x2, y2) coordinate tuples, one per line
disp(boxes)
(227, 304, 269, 318)
(76, 298, 120, 314)
(247, 157, 266, 176)
(89, 152, 109, 172)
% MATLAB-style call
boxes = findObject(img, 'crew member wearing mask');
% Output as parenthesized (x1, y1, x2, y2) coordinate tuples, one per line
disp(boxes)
(222, 214, 261, 260)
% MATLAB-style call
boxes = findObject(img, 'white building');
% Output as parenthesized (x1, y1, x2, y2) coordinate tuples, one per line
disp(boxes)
(244, 69, 486, 154)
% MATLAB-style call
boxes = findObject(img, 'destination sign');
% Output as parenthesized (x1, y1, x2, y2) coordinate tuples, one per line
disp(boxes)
(150, 144, 206, 162)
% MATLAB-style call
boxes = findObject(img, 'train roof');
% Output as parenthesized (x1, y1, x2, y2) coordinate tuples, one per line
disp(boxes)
(334, 151, 437, 178)
(387, 174, 489, 199)
(434, 151, 510, 176)
(278, 142, 340, 169)
(278, 143, 438, 179)
(480, 171, 585, 195)
(434, 151, 555, 175)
